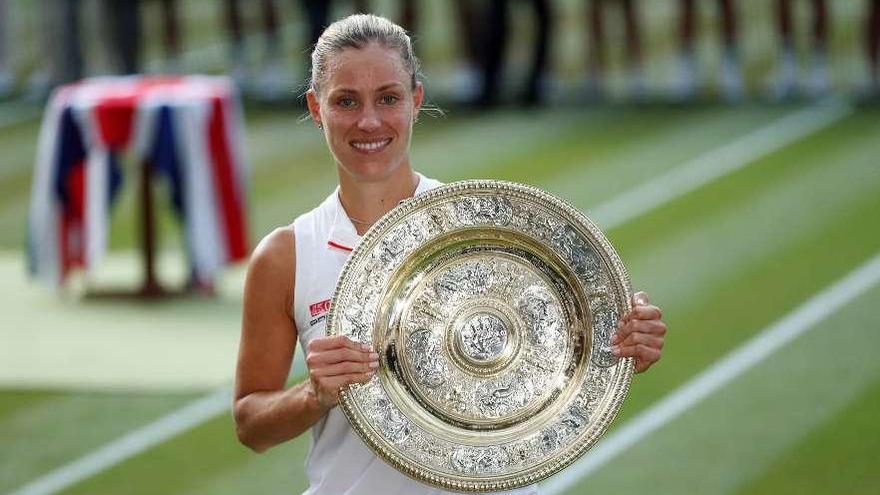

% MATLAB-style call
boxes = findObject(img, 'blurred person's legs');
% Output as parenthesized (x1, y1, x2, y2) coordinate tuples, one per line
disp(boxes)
(226, 0, 293, 98)
(677, 0, 742, 101)
(353, 0, 369, 13)
(400, 0, 417, 33)
(718, 0, 744, 101)
(807, 0, 829, 96)
(622, 0, 645, 99)
(869, 0, 880, 92)
(225, 0, 250, 85)
(103, 0, 143, 74)
(254, 0, 294, 99)
(159, 0, 183, 73)
(586, 0, 607, 98)
(300, 0, 330, 80)
(450, 0, 484, 103)
(676, 0, 698, 99)
(587, 0, 644, 100)
(27, 1, 58, 98)
(478, 0, 508, 107)
(28, 0, 82, 98)
(522, 0, 552, 106)
(0, 0, 13, 97)
(773, 0, 828, 98)
(774, 0, 798, 98)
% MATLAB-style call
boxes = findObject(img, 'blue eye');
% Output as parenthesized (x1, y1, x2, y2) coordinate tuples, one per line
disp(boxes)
(337, 97, 356, 108)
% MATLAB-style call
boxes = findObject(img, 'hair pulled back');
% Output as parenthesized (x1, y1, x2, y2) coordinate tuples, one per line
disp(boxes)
(310, 14, 422, 94)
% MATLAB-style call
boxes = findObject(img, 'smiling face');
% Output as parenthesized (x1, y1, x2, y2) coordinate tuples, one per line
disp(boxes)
(307, 43, 424, 183)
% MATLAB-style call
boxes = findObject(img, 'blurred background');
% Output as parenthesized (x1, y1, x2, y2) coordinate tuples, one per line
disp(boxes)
(1, 1, 879, 494)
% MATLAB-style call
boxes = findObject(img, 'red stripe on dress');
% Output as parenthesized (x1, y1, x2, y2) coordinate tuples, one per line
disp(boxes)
(207, 96, 248, 261)
(327, 241, 353, 252)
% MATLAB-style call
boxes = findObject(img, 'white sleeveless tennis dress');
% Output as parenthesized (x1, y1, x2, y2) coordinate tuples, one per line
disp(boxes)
(292, 173, 539, 495)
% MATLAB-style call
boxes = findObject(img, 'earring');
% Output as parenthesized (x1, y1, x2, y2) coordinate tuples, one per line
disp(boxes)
(316, 122, 323, 129)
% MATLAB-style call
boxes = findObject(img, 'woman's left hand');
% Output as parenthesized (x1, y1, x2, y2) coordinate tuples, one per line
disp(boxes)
(612, 291, 667, 373)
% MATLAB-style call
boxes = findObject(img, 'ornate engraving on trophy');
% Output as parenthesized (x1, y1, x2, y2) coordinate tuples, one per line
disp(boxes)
(328, 181, 633, 492)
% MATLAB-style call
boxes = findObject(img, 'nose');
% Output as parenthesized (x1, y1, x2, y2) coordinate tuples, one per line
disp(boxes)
(357, 103, 381, 133)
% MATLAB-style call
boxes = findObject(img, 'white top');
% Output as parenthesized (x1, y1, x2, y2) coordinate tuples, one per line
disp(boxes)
(292, 173, 539, 495)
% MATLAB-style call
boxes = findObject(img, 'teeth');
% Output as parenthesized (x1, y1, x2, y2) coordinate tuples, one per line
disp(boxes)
(352, 139, 391, 151)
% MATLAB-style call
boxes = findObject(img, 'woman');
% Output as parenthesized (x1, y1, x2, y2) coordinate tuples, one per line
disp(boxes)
(233, 14, 667, 494)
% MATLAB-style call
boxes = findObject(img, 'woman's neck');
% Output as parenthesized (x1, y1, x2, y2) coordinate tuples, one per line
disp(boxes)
(337, 166, 419, 236)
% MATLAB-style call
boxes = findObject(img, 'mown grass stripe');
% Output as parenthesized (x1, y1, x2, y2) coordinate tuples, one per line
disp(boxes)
(543, 250, 880, 495)
(588, 98, 852, 229)
(7, 389, 230, 495)
(735, 378, 880, 495)
(3, 356, 307, 495)
(5, 100, 852, 495)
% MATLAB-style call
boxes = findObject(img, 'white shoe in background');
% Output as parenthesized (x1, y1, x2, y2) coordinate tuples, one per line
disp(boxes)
(674, 52, 698, 101)
(719, 53, 745, 102)
(0, 70, 14, 98)
(770, 48, 798, 100)
(807, 51, 829, 97)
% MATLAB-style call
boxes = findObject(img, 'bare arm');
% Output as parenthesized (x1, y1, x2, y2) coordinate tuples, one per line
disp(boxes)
(233, 227, 378, 453)
(233, 227, 322, 452)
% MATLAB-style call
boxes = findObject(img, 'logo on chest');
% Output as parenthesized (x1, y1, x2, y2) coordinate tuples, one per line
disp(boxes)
(308, 299, 332, 327)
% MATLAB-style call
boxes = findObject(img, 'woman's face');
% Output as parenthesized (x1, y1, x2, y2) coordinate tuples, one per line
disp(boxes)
(307, 43, 423, 183)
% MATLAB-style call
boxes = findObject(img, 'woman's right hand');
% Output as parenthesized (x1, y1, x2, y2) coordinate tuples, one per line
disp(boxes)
(306, 335, 380, 410)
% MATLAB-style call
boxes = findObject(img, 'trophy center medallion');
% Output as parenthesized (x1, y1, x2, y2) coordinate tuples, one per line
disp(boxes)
(458, 312, 508, 363)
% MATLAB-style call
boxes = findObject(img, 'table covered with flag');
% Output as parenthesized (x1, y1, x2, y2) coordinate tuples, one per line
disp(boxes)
(27, 76, 250, 289)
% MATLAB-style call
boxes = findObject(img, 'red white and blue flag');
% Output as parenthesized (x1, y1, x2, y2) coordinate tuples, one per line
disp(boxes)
(27, 76, 250, 287)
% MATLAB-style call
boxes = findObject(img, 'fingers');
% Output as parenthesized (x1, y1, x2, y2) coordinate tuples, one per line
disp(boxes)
(613, 343, 662, 373)
(307, 347, 377, 367)
(620, 300, 662, 327)
(310, 359, 380, 377)
(308, 335, 371, 352)
(613, 313, 666, 344)
(625, 304, 662, 322)
(610, 293, 666, 374)
(615, 330, 664, 351)
(306, 336, 377, 370)
(632, 291, 650, 306)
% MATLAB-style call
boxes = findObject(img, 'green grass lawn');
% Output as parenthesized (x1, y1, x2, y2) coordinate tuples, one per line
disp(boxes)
(1, 102, 877, 495)
(2, 1, 879, 493)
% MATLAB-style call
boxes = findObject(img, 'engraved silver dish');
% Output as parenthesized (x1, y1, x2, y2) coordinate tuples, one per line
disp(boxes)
(326, 180, 634, 492)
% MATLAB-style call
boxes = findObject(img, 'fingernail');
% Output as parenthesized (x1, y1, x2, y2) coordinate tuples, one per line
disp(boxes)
(369, 361, 379, 369)
(369, 352, 380, 360)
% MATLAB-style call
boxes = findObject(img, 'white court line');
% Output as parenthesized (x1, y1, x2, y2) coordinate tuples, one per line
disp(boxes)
(8, 388, 229, 495)
(590, 97, 852, 230)
(5, 355, 304, 495)
(543, 251, 880, 495)
(4, 99, 852, 495)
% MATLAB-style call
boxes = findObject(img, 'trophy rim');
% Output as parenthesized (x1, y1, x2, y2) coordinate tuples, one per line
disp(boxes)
(327, 179, 634, 492)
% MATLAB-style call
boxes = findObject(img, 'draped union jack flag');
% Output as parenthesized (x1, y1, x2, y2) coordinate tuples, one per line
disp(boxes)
(27, 76, 250, 287)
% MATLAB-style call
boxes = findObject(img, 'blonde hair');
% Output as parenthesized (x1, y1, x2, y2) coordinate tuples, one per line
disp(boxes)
(309, 14, 422, 94)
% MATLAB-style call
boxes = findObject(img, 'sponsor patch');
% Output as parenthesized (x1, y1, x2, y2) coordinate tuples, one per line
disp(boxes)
(309, 314, 328, 328)
(309, 299, 331, 317)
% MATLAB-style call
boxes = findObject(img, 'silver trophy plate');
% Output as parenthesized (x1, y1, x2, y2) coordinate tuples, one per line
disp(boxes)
(326, 180, 634, 492)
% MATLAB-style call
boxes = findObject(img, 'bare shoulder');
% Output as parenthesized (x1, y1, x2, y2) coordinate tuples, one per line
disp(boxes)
(251, 225, 296, 270)
(245, 225, 297, 312)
